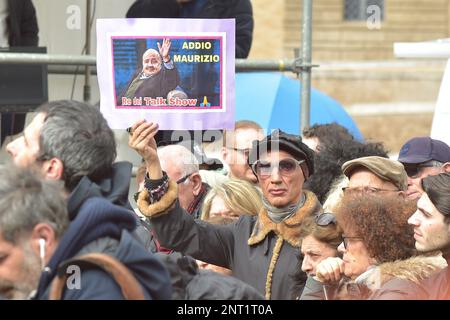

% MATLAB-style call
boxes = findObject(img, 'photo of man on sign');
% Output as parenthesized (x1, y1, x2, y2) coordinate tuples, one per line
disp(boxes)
(122, 38, 181, 104)
(113, 36, 222, 109)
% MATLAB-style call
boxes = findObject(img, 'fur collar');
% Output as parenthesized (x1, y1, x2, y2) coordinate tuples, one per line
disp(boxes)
(359, 254, 447, 289)
(248, 190, 322, 247)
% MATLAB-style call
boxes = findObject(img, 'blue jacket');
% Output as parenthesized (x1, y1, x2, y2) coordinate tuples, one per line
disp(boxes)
(34, 197, 172, 300)
(68, 161, 157, 253)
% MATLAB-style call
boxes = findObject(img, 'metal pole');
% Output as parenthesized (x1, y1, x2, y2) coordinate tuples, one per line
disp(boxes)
(0, 53, 96, 65)
(0, 54, 316, 71)
(84, 0, 92, 103)
(300, 0, 313, 134)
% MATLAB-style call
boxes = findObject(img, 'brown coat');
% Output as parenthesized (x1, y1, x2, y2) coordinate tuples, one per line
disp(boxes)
(301, 255, 447, 300)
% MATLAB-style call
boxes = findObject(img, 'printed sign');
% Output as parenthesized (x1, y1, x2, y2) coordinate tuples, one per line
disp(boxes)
(97, 18, 235, 130)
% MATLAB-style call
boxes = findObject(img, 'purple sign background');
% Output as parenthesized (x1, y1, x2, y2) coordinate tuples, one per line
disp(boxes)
(97, 18, 235, 130)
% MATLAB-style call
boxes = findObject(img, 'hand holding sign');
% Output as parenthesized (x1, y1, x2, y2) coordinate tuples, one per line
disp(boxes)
(128, 120, 158, 160)
(128, 119, 163, 179)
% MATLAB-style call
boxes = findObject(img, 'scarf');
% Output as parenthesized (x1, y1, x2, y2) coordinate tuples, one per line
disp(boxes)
(262, 192, 306, 223)
(186, 182, 210, 219)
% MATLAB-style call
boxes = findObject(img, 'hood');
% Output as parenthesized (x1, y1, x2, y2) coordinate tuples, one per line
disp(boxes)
(35, 197, 137, 298)
(67, 162, 133, 220)
(359, 255, 447, 289)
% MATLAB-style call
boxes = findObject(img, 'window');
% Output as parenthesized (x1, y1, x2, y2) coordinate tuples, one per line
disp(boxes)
(344, 0, 384, 21)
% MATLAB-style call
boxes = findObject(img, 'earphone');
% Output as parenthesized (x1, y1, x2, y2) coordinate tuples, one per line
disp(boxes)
(39, 238, 46, 269)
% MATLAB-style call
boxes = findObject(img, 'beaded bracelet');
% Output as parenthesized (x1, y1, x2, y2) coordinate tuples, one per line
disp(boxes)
(144, 171, 169, 203)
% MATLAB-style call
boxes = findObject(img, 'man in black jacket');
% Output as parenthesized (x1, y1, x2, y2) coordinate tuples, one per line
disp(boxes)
(1, 0, 39, 145)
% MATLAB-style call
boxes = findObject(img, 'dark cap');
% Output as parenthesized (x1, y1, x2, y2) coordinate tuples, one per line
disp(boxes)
(398, 137, 450, 164)
(342, 156, 408, 191)
(248, 129, 314, 176)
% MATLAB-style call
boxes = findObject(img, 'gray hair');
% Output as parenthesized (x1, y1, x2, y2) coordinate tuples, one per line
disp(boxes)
(158, 144, 199, 180)
(0, 165, 69, 244)
(36, 100, 117, 191)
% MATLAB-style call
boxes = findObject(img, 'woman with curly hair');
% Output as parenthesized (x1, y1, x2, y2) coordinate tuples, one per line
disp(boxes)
(312, 192, 446, 300)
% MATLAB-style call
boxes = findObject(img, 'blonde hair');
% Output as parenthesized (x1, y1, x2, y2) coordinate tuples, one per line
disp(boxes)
(201, 179, 263, 220)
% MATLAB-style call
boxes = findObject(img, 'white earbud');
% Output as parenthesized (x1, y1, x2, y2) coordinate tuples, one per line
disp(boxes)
(39, 238, 46, 269)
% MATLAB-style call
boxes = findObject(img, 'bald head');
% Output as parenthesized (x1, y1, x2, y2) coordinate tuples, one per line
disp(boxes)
(142, 49, 162, 76)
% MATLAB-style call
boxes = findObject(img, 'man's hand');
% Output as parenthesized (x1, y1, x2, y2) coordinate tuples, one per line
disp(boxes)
(128, 119, 163, 179)
(315, 257, 345, 284)
(158, 39, 172, 63)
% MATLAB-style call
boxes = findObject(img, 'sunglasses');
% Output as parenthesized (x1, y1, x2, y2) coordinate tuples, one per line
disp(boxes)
(251, 158, 305, 178)
(315, 212, 337, 226)
(404, 161, 442, 178)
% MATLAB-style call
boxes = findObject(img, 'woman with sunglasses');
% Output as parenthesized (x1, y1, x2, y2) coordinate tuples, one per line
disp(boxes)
(129, 121, 322, 300)
(311, 193, 446, 300)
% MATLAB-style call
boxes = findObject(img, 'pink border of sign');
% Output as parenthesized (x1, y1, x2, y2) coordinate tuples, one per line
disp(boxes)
(111, 35, 223, 110)
(97, 18, 235, 130)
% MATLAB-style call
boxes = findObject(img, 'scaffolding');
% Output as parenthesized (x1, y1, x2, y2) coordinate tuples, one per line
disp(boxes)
(0, 0, 315, 134)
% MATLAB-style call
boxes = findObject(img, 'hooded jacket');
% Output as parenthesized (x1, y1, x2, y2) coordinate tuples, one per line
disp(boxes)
(137, 180, 322, 300)
(300, 255, 447, 300)
(68, 161, 156, 252)
(34, 197, 172, 300)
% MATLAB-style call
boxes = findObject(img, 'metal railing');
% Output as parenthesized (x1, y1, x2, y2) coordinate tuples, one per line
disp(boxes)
(0, 0, 315, 134)
(0, 53, 303, 72)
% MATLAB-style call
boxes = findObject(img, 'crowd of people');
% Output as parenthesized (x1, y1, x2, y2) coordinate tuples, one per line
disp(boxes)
(1, 0, 450, 301)
(0, 99, 449, 300)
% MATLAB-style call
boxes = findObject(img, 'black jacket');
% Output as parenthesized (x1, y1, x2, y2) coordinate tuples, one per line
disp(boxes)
(126, 0, 253, 58)
(138, 181, 322, 300)
(180, 0, 253, 58)
(7, 0, 38, 46)
(35, 197, 172, 300)
(157, 252, 263, 300)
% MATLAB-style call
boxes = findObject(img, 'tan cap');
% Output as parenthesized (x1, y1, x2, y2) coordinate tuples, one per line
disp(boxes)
(342, 156, 408, 191)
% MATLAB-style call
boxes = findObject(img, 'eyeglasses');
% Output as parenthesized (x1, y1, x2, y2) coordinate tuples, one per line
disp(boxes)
(315, 212, 337, 226)
(342, 236, 364, 250)
(227, 147, 250, 157)
(176, 172, 194, 184)
(404, 160, 443, 178)
(251, 158, 305, 178)
(342, 186, 398, 194)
